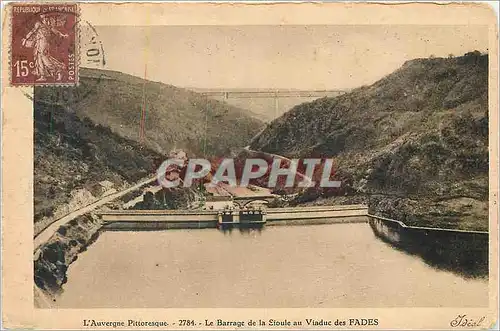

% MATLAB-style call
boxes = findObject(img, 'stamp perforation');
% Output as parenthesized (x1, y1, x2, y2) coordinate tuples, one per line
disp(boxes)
(8, 2, 80, 87)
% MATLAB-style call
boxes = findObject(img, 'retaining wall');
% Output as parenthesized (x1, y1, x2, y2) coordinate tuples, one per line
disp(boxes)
(368, 215, 489, 277)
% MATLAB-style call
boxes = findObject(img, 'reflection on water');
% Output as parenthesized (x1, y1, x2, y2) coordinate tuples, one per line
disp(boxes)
(55, 223, 488, 308)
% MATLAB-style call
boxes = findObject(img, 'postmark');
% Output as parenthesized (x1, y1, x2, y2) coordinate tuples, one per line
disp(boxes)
(10, 3, 79, 86)
(31, 20, 107, 108)
(19, 18, 107, 110)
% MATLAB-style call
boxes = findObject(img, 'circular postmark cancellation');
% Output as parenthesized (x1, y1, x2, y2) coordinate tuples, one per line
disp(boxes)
(10, 3, 108, 108)
(33, 20, 108, 109)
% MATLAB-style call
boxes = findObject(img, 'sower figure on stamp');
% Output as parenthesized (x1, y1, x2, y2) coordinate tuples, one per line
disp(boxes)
(21, 13, 69, 82)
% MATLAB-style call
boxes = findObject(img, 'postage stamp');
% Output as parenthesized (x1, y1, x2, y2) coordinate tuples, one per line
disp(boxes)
(10, 3, 78, 86)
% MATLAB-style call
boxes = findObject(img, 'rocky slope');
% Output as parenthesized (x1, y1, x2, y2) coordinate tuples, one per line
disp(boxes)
(34, 68, 264, 223)
(250, 52, 489, 231)
(34, 102, 162, 223)
(34, 213, 102, 296)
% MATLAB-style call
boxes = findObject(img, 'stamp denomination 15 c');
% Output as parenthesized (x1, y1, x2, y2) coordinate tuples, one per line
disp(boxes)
(10, 3, 78, 86)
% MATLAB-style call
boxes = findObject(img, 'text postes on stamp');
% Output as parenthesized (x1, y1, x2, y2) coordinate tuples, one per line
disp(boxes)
(10, 3, 78, 86)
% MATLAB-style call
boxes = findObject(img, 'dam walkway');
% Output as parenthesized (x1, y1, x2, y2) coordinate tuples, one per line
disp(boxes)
(99, 204, 368, 230)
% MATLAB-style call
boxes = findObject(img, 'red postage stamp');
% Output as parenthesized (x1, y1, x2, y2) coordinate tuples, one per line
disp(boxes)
(10, 3, 78, 86)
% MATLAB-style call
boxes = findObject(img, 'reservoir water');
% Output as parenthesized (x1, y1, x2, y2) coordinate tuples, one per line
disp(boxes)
(55, 223, 488, 308)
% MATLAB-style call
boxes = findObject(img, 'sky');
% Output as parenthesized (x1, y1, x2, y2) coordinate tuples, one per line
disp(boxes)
(92, 25, 489, 90)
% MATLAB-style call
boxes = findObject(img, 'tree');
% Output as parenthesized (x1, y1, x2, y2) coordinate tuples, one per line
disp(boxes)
(464, 50, 481, 57)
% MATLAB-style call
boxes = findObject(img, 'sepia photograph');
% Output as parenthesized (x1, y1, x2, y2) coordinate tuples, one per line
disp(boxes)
(1, 1, 498, 329)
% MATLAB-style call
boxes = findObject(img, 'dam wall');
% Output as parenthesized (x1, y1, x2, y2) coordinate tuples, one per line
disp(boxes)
(100, 205, 369, 230)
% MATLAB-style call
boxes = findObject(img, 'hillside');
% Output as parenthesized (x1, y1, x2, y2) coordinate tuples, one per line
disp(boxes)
(34, 68, 264, 222)
(250, 52, 489, 231)
(36, 67, 264, 157)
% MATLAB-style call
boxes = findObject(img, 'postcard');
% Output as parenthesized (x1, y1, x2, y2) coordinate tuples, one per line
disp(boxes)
(1, 1, 498, 329)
